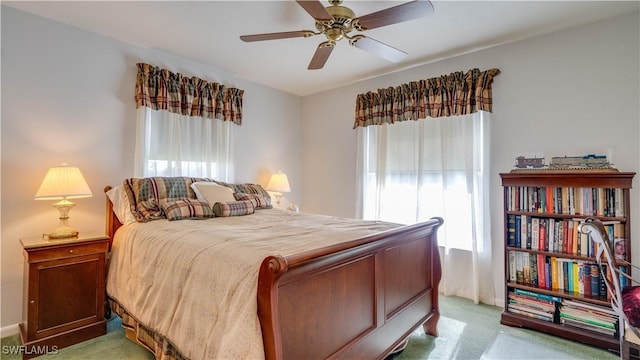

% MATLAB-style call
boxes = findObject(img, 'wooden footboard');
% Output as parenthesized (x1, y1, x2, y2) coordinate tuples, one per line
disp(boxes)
(257, 217, 443, 359)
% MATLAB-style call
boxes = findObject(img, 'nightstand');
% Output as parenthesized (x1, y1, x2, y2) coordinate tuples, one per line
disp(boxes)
(19, 232, 109, 359)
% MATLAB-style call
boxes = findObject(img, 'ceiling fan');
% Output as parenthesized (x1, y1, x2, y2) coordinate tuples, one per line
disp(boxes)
(240, 0, 434, 70)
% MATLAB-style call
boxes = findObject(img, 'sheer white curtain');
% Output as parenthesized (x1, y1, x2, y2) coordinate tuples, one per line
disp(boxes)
(134, 107, 234, 181)
(356, 111, 494, 304)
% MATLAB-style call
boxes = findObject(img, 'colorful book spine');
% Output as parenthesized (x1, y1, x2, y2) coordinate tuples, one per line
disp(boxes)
(514, 288, 562, 303)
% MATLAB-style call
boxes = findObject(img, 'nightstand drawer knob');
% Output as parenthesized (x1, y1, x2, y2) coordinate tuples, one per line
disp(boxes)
(30, 300, 35, 304)
(69, 250, 74, 253)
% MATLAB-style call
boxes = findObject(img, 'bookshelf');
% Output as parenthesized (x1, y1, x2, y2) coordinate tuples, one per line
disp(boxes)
(500, 170, 635, 352)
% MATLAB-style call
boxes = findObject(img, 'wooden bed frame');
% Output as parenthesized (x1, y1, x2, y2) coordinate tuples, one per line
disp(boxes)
(104, 186, 443, 359)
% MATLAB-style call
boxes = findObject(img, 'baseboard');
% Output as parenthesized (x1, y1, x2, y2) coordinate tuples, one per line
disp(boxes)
(494, 297, 505, 308)
(1, 323, 20, 338)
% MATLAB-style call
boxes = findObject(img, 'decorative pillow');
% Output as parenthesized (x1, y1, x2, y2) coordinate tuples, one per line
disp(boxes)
(212, 200, 255, 217)
(106, 185, 137, 225)
(161, 198, 215, 221)
(191, 182, 236, 206)
(234, 192, 270, 209)
(623, 286, 640, 327)
(217, 182, 272, 209)
(124, 177, 210, 222)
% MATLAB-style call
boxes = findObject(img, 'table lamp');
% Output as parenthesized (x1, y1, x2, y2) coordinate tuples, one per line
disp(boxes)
(266, 170, 291, 207)
(34, 163, 93, 239)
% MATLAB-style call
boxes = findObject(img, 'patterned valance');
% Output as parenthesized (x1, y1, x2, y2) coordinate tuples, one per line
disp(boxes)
(135, 63, 244, 125)
(354, 68, 500, 128)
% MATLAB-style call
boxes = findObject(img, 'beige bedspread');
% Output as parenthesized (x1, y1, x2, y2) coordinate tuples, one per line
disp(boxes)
(106, 209, 399, 360)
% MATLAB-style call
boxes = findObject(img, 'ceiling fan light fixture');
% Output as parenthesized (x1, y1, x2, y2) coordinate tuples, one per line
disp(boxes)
(325, 27, 344, 41)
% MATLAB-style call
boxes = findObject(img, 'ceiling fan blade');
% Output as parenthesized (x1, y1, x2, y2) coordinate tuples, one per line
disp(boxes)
(354, 0, 434, 30)
(240, 30, 316, 42)
(296, 0, 334, 22)
(349, 36, 407, 63)
(308, 41, 335, 70)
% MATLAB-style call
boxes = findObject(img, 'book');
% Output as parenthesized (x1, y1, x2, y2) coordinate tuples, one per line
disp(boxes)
(557, 258, 565, 291)
(523, 253, 531, 285)
(509, 307, 554, 323)
(547, 218, 555, 253)
(510, 303, 555, 319)
(516, 252, 524, 284)
(554, 220, 567, 252)
(537, 254, 546, 290)
(574, 262, 581, 294)
(614, 188, 624, 217)
(613, 223, 625, 260)
(509, 251, 516, 282)
(577, 262, 584, 295)
(563, 260, 570, 292)
(530, 254, 538, 287)
(514, 215, 522, 248)
(531, 218, 539, 250)
(551, 257, 558, 290)
(559, 313, 615, 330)
(538, 218, 547, 251)
(560, 318, 615, 336)
(545, 186, 554, 213)
(507, 214, 516, 247)
(562, 299, 617, 316)
(514, 288, 562, 303)
(572, 219, 580, 255)
(583, 263, 592, 297)
(545, 258, 551, 290)
(590, 264, 600, 297)
(508, 292, 556, 309)
(520, 215, 528, 249)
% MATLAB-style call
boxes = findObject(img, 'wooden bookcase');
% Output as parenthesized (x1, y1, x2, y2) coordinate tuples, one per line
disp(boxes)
(499, 170, 635, 352)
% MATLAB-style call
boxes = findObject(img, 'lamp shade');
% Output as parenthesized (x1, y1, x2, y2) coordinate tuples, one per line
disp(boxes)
(266, 171, 291, 193)
(34, 163, 93, 200)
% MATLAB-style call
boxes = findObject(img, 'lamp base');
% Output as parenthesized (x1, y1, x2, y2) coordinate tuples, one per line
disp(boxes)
(273, 192, 283, 208)
(47, 199, 79, 239)
(47, 226, 79, 239)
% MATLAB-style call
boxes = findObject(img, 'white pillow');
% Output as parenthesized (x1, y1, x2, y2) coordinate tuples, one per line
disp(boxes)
(190, 182, 236, 206)
(106, 185, 137, 225)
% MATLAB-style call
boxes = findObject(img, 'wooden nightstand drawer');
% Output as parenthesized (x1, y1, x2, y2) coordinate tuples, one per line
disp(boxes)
(25, 241, 108, 263)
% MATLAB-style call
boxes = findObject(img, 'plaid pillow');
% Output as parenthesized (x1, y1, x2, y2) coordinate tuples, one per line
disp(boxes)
(234, 193, 270, 209)
(218, 182, 272, 209)
(212, 200, 255, 217)
(161, 198, 215, 221)
(124, 177, 211, 222)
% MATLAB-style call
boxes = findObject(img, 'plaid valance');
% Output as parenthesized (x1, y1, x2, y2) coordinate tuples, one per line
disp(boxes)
(354, 68, 500, 128)
(135, 63, 244, 125)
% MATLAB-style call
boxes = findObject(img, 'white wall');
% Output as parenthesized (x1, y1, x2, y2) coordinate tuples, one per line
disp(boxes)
(301, 12, 640, 305)
(0, 6, 302, 333)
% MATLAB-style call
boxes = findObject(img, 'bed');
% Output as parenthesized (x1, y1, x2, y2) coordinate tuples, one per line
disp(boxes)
(104, 177, 443, 359)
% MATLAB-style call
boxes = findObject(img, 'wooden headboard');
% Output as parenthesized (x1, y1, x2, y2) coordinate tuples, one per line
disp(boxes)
(104, 186, 123, 250)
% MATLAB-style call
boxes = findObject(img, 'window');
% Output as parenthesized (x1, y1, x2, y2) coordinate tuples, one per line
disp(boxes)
(356, 111, 490, 251)
(134, 107, 234, 180)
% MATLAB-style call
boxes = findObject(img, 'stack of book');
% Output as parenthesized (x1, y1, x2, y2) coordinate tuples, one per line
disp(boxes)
(507, 288, 559, 322)
(559, 299, 618, 336)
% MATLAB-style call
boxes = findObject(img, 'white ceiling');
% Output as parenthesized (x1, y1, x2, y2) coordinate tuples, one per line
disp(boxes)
(4, 1, 639, 96)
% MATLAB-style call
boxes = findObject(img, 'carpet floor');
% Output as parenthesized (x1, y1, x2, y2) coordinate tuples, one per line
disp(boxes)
(1, 295, 618, 359)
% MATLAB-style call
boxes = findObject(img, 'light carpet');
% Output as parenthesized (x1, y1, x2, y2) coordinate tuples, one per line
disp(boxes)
(1, 295, 618, 359)
(480, 332, 581, 360)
